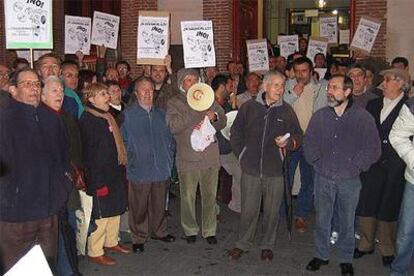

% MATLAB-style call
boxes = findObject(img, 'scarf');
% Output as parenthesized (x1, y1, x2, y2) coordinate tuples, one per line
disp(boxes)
(85, 106, 128, 165)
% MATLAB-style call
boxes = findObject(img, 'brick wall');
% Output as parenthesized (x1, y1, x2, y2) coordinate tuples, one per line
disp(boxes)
(203, 0, 233, 71)
(355, 0, 387, 58)
(0, 0, 16, 67)
(53, 0, 65, 58)
(120, 0, 158, 79)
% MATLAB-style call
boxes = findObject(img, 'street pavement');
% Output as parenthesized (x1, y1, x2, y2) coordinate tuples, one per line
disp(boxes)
(79, 195, 413, 275)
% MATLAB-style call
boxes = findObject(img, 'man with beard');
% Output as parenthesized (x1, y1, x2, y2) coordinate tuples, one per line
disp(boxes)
(304, 75, 381, 275)
(150, 64, 177, 111)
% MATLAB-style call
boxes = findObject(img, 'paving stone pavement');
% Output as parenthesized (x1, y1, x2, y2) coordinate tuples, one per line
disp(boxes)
(79, 195, 413, 276)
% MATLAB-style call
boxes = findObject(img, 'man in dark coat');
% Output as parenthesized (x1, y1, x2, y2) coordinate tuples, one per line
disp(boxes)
(0, 68, 72, 274)
(355, 68, 411, 267)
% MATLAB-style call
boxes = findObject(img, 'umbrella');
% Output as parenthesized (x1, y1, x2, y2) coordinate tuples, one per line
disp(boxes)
(280, 148, 293, 241)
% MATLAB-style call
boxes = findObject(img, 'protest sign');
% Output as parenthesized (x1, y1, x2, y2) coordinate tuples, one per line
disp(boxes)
(181, 20, 216, 68)
(246, 39, 269, 72)
(4, 0, 53, 49)
(350, 16, 381, 54)
(137, 11, 170, 65)
(65, 15, 91, 55)
(339, 29, 350, 45)
(320, 16, 338, 44)
(306, 36, 328, 65)
(277, 35, 298, 58)
(91, 11, 120, 49)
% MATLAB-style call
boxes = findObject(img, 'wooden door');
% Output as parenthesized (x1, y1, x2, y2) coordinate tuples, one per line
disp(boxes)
(233, 0, 258, 65)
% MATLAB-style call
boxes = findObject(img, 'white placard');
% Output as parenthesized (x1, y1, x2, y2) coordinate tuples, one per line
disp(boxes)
(306, 37, 328, 65)
(350, 16, 381, 54)
(137, 12, 170, 63)
(181, 20, 216, 68)
(339, 29, 350, 45)
(4, 0, 53, 49)
(5, 245, 53, 276)
(314, 68, 327, 80)
(65, 15, 91, 55)
(277, 35, 299, 58)
(246, 39, 269, 72)
(91, 11, 120, 49)
(320, 16, 338, 44)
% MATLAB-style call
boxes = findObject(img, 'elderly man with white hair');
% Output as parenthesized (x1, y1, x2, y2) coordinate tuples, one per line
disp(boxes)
(228, 70, 302, 262)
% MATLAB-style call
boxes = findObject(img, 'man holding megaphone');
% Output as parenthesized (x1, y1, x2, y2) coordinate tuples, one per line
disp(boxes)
(166, 68, 226, 245)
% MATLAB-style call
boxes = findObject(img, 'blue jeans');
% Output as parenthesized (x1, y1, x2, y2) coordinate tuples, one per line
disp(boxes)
(57, 210, 77, 276)
(288, 148, 314, 218)
(391, 182, 414, 276)
(313, 173, 361, 263)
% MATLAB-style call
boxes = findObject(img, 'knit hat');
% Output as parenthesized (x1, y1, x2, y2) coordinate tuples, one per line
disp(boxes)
(176, 68, 200, 90)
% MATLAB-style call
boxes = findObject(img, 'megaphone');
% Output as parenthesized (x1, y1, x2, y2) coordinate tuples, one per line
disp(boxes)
(186, 83, 215, 112)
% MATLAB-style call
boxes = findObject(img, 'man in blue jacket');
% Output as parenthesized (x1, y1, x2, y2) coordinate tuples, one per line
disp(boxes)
(121, 77, 176, 254)
(304, 75, 381, 275)
(0, 68, 72, 274)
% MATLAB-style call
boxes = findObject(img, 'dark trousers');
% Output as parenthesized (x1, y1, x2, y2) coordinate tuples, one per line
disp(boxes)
(128, 181, 168, 244)
(0, 215, 58, 274)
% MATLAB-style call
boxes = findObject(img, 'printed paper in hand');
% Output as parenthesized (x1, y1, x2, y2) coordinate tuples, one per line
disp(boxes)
(350, 16, 381, 54)
(306, 37, 328, 65)
(5, 245, 53, 276)
(320, 16, 338, 44)
(181, 20, 216, 68)
(277, 35, 298, 58)
(4, 0, 53, 49)
(246, 39, 269, 72)
(91, 11, 120, 49)
(65, 15, 91, 55)
(137, 11, 170, 65)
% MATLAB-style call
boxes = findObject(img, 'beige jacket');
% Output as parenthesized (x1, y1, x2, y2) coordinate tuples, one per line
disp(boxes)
(166, 92, 226, 172)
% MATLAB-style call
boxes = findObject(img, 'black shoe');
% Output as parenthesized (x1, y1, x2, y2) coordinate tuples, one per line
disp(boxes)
(306, 258, 329, 271)
(205, 236, 217, 244)
(353, 248, 374, 259)
(382, 255, 394, 267)
(152, 234, 176, 242)
(339, 263, 354, 275)
(186, 235, 197, 243)
(132, 243, 144, 253)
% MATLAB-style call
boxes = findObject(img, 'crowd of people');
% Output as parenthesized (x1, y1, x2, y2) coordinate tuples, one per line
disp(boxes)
(0, 38, 414, 276)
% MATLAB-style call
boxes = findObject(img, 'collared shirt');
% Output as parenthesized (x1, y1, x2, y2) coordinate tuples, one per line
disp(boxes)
(380, 92, 404, 123)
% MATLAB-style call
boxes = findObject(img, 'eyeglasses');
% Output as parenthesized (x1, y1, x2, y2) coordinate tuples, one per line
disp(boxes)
(327, 84, 344, 91)
(17, 80, 41, 88)
(0, 72, 10, 79)
(383, 76, 398, 83)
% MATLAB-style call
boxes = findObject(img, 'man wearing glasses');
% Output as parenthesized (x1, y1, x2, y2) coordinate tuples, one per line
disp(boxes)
(304, 75, 381, 275)
(0, 68, 71, 274)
